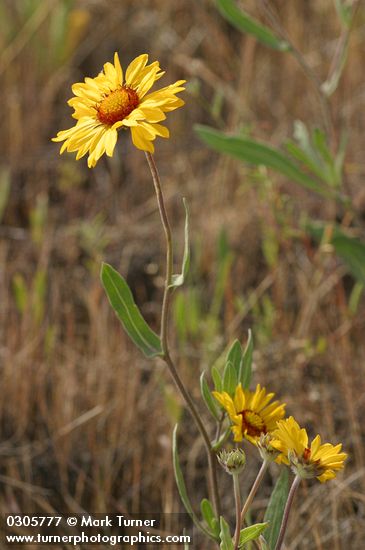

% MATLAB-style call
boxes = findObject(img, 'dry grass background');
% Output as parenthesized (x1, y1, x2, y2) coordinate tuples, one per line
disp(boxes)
(0, 0, 365, 548)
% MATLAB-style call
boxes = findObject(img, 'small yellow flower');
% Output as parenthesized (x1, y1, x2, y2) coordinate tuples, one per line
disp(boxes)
(213, 384, 286, 444)
(52, 53, 185, 167)
(271, 416, 347, 482)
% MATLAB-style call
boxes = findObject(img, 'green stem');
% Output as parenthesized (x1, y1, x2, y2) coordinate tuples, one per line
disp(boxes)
(240, 460, 269, 524)
(145, 152, 221, 519)
(145, 152, 173, 351)
(274, 475, 301, 550)
(233, 474, 242, 550)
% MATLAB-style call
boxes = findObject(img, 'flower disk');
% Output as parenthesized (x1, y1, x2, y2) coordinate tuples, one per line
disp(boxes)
(52, 53, 186, 167)
(271, 417, 348, 482)
(213, 384, 286, 445)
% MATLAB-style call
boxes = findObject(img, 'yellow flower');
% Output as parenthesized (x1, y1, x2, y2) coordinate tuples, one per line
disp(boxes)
(52, 53, 185, 167)
(212, 384, 286, 444)
(271, 417, 347, 482)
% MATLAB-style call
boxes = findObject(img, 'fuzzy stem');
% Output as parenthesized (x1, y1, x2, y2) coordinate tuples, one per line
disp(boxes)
(240, 460, 269, 523)
(274, 475, 301, 550)
(145, 152, 221, 518)
(233, 474, 242, 550)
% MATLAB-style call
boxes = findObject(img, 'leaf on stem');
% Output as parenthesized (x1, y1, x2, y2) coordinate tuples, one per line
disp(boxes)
(215, 0, 290, 51)
(223, 361, 238, 396)
(200, 498, 220, 538)
(173, 425, 218, 541)
(200, 372, 221, 420)
(219, 516, 234, 550)
(100, 263, 163, 358)
(239, 329, 253, 389)
(169, 198, 190, 289)
(239, 522, 269, 548)
(211, 365, 223, 392)
(195, 125, 333, 198)
(226, 339, 242, 372)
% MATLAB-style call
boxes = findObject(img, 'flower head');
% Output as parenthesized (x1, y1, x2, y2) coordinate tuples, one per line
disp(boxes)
(213, 384, 286, 445)
(271, 417, 347, 482)
(257, 433, 281, 463)
(52, 53, 185, 167)
(218, 448, 246, 475)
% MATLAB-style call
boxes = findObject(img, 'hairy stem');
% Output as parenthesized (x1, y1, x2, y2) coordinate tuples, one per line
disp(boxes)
(240, 460, 269, 523)
(233, 474, 242, 550)
(274, 475, 301, 550)
(145, 152, 221, 518)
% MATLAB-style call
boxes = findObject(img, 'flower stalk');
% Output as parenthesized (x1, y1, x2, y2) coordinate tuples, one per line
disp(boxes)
(233, 474, 242, 550)
(240, 459, 269, 523)
(145, 152, 221, 518)
(274, 474, 301, 550)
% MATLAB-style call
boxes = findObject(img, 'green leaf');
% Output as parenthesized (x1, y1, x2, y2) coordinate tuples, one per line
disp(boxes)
(226, 339, 243, 374)
(223, 361, 238, 395)
(239, 523, 269, 548)
(306, 222, 365, 284)
(219, 517, 234, 550)
(263, 469, 289, 549)
(170, 198, 190, 288)
(101, 263, 163, 358)
(312, 128, 338, 185)
(201, 498, 220, 537)
(211, 365, 223, 392)
(212, 427, 231, 452)
(239, 330, 253, 389)
(286, 141, 325, 183)
(215, 0, 290, 51)
(200, 372, 221, 420)
(173, 426, 217, 540)
(195, 125, 331, 198)
(332, 234, 365, 284)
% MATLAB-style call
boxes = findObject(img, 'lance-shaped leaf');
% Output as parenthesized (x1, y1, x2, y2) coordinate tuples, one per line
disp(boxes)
(173, 425, 218, 541)
(223, 361, 238, 396)
(226, 339, 243, 375)
(219, 517, 234, 550)
(263, 469, 289, 549)
(215, 0, 290, 51)
(239, 522, 269, 548)
(239, 329, 253, 389)
(101, 263, 163, 358)
(200, 372, 221, 421)
(195, 125, 332, 198)
(201, 498, 220, 538)
(170, 198, 190, 289)
(211, 365, 223, 392)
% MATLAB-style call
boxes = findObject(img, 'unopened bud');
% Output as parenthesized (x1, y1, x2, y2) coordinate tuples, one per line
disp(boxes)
(218, 448, 246, 475)
(257, 433, 281, 462)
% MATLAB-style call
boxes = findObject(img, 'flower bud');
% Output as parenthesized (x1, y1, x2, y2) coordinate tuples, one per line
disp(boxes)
(257, 433, 281, 463)
(218, 448, 246, 475)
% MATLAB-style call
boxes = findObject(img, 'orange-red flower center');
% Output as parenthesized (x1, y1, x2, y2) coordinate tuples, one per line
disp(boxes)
(240, 410, 267, 438)
(303, 447, 311, 461)
(97, 86, 139, 126)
